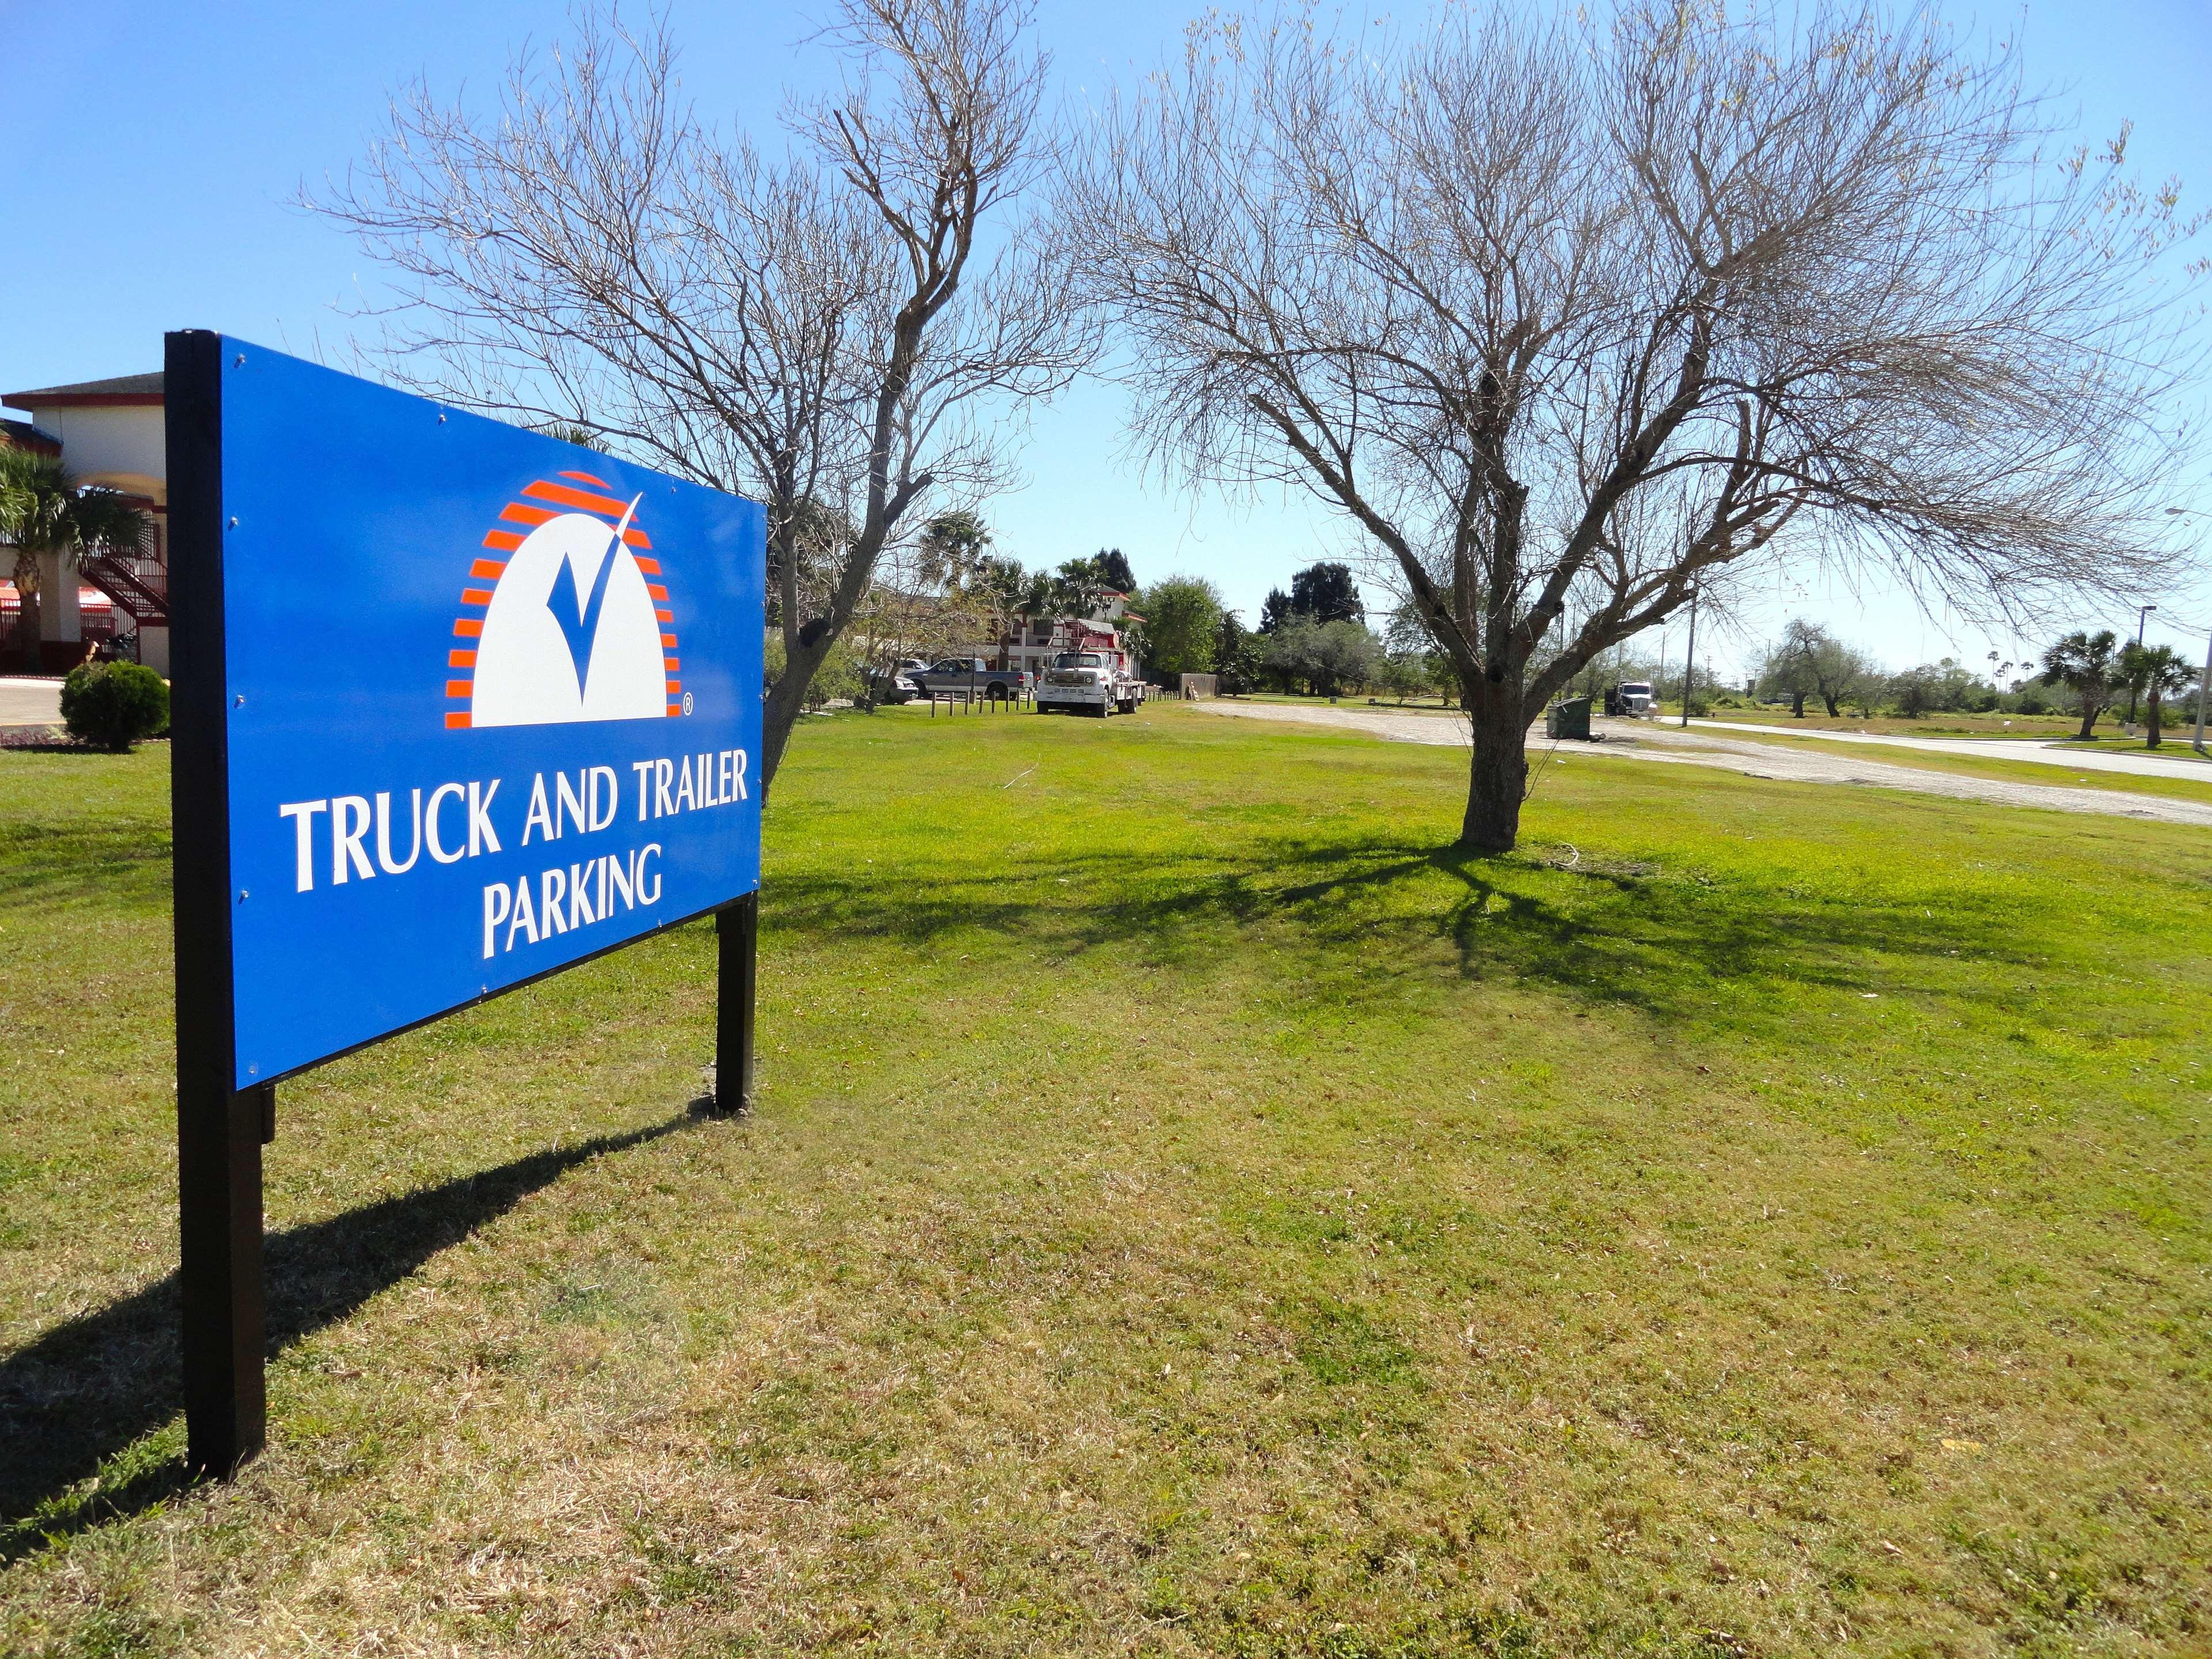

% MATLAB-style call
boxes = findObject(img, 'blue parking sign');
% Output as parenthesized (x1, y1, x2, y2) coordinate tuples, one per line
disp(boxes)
(164, 331, 766, 1476)
(183, 337, 765, 1085)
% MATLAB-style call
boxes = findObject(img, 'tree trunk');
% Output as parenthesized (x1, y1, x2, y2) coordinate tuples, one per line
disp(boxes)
(9, 555, 35, 672)
(2145, 695, 2162, 748)
(2077, 700, 2099, 741)
(1459, 691, 1528, 853)
(1821, 693, 1841, 717)
(760, 634, 836, 796)
(1790, 690, 1805, 717)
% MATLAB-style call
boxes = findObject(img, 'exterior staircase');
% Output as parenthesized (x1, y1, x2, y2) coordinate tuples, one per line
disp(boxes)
(79, 550, 169, 630)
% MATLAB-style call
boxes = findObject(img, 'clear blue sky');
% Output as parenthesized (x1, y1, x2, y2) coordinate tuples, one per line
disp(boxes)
(4, 0, 2207, 680)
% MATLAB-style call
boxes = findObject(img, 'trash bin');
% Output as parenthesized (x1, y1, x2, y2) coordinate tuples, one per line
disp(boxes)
(1545, 696, 1592, 740)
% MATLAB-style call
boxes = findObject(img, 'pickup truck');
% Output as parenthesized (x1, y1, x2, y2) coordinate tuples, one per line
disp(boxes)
(1037, 650, 1146, 717)
(908, 658, 1032, 702)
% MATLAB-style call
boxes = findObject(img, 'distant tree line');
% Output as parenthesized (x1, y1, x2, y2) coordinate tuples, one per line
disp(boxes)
(1732, 618, 2205, 745)
(1120, 560, 1457, 701)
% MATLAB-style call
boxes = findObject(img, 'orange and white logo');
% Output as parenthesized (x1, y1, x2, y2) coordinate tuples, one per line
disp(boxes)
(444, 471, 684, 728)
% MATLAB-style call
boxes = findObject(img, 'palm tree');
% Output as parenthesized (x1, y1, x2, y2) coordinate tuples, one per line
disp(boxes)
(2039, 630, 2121, 741)
(965, 554, 1030, 641)
(1017, 567, 1057, 620)
(1053, 556, 1111, 620)
(2119, 642, 2193, 748)
(0, 450, 150, 672)
(915, 510, 992, 591)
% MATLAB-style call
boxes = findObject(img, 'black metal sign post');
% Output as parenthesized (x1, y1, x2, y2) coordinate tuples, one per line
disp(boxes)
(716, 895, 758, 1115)
(167, 330, 268, 1475)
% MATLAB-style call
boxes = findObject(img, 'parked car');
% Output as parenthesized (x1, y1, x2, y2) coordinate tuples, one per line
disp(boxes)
(862, 666, 923, 704)
(908, 657, 1032, 702)
(1037, 650, 1146, 717)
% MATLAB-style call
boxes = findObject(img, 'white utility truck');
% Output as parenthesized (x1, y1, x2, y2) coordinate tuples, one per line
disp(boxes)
(1037, 650, 1146, 717)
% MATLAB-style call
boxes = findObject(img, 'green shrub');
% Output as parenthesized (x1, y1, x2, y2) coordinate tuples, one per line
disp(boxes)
(764, 631, 865, 710)
(808, 639, 866, 707)
(60, 661, 169, 751)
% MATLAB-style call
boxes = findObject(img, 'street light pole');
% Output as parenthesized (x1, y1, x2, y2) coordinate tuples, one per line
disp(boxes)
(2126, 603, 2157, 727)
(2191, 626, 2212, 755)
(2169, 510, 2210, 754)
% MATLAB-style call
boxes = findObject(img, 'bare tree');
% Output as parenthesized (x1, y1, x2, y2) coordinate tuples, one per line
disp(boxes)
(1070, 1, 2204, 849)
(317, 0, 1089, 790)
(846, 541, 991, 703)
(1760, 619, 1873, 718)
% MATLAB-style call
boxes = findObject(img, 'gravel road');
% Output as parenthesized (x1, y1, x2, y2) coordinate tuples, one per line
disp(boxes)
(1192, 700, 2212, 830)
(1684, 717, 2211, 783)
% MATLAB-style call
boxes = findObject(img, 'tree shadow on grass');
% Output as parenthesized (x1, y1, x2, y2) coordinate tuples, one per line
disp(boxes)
(0, 1111, 698, 1563)
(770, 831, 2029, 1025)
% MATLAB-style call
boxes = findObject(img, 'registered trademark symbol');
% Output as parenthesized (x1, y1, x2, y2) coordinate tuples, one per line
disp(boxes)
(681, 692, 694, 715)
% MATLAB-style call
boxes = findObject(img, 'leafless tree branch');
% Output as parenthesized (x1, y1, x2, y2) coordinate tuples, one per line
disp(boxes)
(315, 0, 1092, 787)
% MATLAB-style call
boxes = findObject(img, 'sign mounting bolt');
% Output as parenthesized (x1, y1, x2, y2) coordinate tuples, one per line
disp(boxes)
(228, 516, 239, 529)
(234, 354, 246, 367)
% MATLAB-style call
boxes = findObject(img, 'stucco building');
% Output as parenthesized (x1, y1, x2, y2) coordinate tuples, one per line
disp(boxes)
(1, 372, 169, 674)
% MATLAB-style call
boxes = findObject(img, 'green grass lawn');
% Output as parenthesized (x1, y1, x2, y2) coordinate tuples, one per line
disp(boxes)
(2, 704, 2209, 1657)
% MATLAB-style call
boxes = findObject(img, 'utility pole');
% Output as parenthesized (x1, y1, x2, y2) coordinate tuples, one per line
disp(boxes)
(1679, 587, 1699, 729)
(2194, 628, 2211, 755)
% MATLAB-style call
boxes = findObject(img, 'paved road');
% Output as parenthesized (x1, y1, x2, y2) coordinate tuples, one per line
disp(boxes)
(0, 678, 61, 728)
(1685, 718, 2211, 783)
(1192, 700, 2212, 829)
